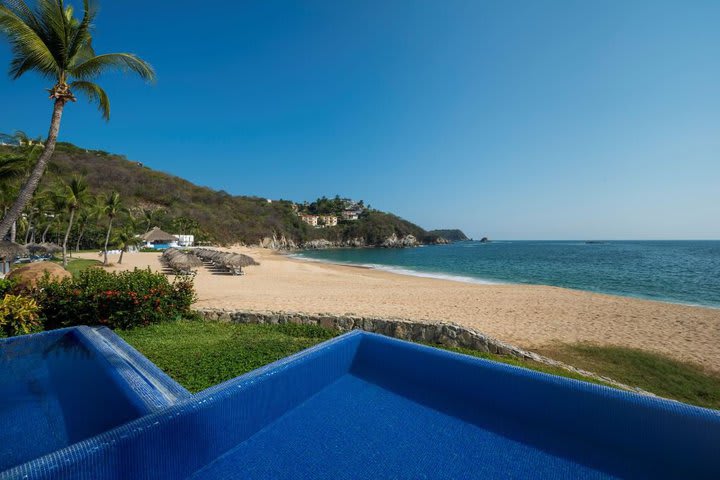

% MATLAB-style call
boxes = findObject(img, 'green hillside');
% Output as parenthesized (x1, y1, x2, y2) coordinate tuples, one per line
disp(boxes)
(2, 142, 443, 247)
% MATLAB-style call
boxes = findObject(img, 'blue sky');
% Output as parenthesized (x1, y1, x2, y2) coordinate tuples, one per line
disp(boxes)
(1, 0, 719, 239)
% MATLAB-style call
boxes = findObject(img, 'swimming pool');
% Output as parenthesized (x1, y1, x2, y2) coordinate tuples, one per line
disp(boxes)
(0, 327, 189, 472)
(3, 330, 719, 479)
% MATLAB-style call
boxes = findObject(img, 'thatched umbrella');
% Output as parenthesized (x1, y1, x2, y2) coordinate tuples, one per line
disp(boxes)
(40, 242, 62, 254)
(224, 253, 259, 268)
(25, 242, 62, 255)
(25, 243, 46, 254)
(0, 241, 28, 275)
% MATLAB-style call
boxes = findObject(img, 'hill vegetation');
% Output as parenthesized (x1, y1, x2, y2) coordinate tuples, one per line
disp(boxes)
(1, 142, 447, 248)
(427, 229, 469, 242)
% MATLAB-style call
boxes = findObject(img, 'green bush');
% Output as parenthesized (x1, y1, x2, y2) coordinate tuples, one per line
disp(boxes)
(0, 278, 15, 297)
(34, 268, 196, 330)
(0, 294, 42, 337)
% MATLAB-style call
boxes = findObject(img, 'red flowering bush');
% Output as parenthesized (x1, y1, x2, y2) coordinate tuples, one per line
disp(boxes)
(34, 268, 196, 330)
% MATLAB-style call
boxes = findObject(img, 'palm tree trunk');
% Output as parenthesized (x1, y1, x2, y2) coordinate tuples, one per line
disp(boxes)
(0, 99, 66, 239)
(118, 248, 125, 264)
(103, 217, 114, 265)
(75, 224, 85, 252)
(24, 213, 34, 244)
(10, 221, 16, 243)
(62, 208, 75, 267)
(41, 222, 52, 243)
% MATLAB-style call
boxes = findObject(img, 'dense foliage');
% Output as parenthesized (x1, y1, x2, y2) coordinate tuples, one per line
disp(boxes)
(33, 268, 195, 330)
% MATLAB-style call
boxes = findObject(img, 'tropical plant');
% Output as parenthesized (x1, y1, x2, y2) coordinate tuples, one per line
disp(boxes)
(0, 131, 42, 241)
(73, 205, 96, 251)
(58, 175, 88, 266)
(35, 268, 196, 330)
(114, 221, 140, 264)
(0, 0, 155, 240)
(100, 191, 122, 265)
(0, 294, 42, 337)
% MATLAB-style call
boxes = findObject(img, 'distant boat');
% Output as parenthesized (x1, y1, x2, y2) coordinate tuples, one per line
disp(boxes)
(585, 240, 606, 244)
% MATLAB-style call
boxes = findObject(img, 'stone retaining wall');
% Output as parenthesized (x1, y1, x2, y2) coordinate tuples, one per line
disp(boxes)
(194, 308, 646, 394)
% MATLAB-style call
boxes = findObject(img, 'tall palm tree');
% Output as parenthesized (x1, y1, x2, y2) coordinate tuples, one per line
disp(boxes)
(73, 205, 95, 252)
(114, 222, 140, 265)
(0, 0, 155, 239)
(59, 175, 88, 266)
(101, 191, 121, 265)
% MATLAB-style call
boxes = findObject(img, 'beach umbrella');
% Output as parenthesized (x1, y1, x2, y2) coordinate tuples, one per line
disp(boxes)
(0, 241, 28, 275)
(39, 242, 62, 254)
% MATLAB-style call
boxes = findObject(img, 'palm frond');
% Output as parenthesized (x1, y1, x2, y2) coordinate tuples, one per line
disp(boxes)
(69, 79, 109, 120)
(0, 5, 58, 78)
(67, 0, 96, 65)
(71, 52, 156, 83)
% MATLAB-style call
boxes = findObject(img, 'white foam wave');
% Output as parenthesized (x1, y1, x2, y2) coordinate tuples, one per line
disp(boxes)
(288, 254, 503, 285)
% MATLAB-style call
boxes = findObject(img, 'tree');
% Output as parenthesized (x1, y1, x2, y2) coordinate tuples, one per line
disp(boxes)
(100, 191, 122, 265)
(114, 222, 140, 264)
(0, 131, 42, 241)
(0, 0, 155, 240)
(74, 205, 96, 252)
(59, 175, 88, 266)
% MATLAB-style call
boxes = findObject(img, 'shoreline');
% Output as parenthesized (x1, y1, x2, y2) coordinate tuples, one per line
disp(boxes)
(289, 250, 720, 310)
(78, 248, 720, 373)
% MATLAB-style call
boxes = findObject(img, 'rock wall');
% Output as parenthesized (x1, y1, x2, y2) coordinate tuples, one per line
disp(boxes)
(194, 308, 644, 393)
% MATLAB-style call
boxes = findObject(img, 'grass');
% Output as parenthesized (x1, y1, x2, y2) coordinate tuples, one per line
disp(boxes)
(51, 257, 103, 276)
(118, 321, 335, 393)
(119, 320, 611, 394)
(536, 344, 720, 410)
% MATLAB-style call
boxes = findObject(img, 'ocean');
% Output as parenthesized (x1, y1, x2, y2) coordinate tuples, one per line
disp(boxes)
(294, 241, 720, 308)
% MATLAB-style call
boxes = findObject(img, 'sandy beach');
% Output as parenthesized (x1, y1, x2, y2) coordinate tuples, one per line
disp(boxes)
(80, 248, 720, 372)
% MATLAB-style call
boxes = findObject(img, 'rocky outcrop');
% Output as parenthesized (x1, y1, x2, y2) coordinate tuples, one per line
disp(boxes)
(259, 234, 297, 250)
(429, 237, 450, 245)
(194, 308, 648, 394)
(381, 233, 418, 248)
(302, 239, 336, 249)
(301, 237, 367, 249)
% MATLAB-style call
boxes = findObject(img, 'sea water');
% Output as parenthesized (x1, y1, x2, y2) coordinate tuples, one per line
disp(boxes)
(295, 241, 720, 308)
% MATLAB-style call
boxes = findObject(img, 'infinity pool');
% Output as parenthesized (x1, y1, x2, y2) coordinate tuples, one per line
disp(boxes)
(0, 327, 189, 472)
(4, 330, 718, 479)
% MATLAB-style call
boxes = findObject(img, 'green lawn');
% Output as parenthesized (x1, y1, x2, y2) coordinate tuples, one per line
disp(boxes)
(536, 344, 720, 410)
(51, 258, 103, 276)
(119, 321, 335, 393)
(119, 320, 612, 394)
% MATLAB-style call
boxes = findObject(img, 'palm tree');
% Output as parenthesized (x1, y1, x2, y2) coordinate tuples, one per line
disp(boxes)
(74, 205, 96, 252)
(114, 223, 140, 265)
(101, 191, 122, 265)
(0, 0, 155, 240)
(59, 175, 88, 266)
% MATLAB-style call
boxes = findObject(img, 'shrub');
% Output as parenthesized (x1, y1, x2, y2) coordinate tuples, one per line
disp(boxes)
(34, 268, 196, 330)
(0, 277, 15, 297)
(0, 294, 42, 337)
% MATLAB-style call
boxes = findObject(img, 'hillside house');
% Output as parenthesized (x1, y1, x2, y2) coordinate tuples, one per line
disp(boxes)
(319, 215, 338, 227)
(300, 214, 319, 227)
(342, 210, 361, 221)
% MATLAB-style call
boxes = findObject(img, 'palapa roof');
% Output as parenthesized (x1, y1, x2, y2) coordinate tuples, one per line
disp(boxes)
(141, 227, 177, 243)
(0, 241, 28, 260)
(26, 242, 62, 254)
